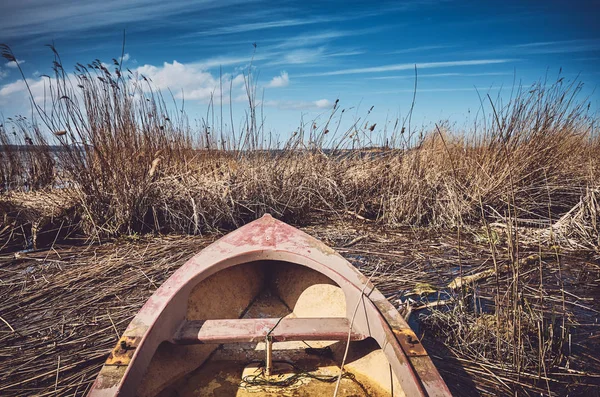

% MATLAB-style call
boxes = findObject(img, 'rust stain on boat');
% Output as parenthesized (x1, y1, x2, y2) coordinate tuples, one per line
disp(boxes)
(393, 329, 428, 357)
(105, 336, 142, 366)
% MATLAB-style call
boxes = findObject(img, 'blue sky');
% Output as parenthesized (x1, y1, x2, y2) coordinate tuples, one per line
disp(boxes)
(0, 0, 599, 138)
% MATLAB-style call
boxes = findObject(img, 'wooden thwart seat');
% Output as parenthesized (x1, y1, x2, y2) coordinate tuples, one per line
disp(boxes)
(172, 317, 366, 344)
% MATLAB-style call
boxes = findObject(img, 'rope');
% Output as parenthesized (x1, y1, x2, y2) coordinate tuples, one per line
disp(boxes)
(266, 316, 285, 336)
(240, 359, 369, 395)
(333, 263, 380, 397)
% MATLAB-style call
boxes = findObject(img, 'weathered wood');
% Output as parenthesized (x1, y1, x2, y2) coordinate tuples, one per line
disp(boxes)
(172, 317, 365, 344)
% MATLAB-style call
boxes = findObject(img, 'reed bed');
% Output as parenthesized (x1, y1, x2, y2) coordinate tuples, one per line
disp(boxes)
(0, 235, 212, 396)
(0, 117, 55, 192)
(1, 43, 598, 242)
(0, 222, 598, 396)
(1, 44, 599, 396)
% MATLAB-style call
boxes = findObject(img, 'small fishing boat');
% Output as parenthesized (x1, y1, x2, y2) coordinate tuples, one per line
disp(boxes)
(89, 215, 451, 396)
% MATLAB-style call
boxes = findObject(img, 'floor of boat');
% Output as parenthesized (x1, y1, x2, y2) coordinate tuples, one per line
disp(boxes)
(157, 290, 394, 397)
(158, 359, 382, 396)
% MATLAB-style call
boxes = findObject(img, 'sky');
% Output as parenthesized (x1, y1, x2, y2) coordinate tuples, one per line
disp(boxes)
(0, 0, 599, 139)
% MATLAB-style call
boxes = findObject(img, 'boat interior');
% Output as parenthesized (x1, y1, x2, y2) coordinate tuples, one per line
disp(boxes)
(134, 260, 405, 397)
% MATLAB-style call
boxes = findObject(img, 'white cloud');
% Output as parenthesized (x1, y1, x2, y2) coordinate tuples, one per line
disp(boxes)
(98, 53, 131, 71)
(0, 59, 249, 107)
(135, 60, 248, 102)
(0, 77, 50, 106)
(0, 69, 8, 80)
(0, 79, 26, 96)
(263, 99, 331, 110)
(0, 64, 326, 111)
(314, 99, 331, 108)
(5, 59, 25, 68)
(303, 59, 516, 77)
(233, 93, 248, 103)
(266, 71, 289, 88)
(136, 61, 218, 101)
(231, 74, 246, 87)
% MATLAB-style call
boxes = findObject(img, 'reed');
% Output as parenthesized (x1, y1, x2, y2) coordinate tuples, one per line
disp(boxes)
(1, 222, 598, 396)
(1, 44, 598, 241)
(0, 116, 55, 192)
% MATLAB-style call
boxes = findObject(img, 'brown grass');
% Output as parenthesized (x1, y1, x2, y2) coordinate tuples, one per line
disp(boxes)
(1, 44, 599, 396)
(1, 44, 598, 241)
(0, 223, 598, 396)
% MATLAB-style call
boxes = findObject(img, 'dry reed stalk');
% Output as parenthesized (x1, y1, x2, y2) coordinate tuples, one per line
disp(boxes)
(1, 42, 598, 241)
(0, 221, 598, 396)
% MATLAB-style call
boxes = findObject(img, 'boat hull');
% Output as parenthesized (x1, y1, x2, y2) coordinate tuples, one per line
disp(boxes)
(89, 215, 451, 396)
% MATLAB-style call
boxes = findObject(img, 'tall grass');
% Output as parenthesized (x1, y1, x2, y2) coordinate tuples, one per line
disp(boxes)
(0, 116, 55, 191)
(1, 44, 598, 238)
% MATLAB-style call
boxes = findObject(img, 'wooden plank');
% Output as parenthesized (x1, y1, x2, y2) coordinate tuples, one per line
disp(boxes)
(172, 317, 365, 344)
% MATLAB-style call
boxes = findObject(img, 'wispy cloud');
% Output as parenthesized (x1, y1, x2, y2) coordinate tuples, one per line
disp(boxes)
(266, 28, 382, 50)
(515, 39, 594, 48)
(388, 45, 453, 54)
(302, 59, 516, 77)
(266, 71, 289, 88)
(454, 39, 600, 58)
(513, 39, 600, 54)
(187, 16, 336, 37)
(328, 50, 364, 57)
(270, 31, 353, 48)
(373, 87, 503, 94)
(0, 69, 9, 80)
(179, 31, 366, 69)
(194, 53, 270, 69)
(184, 6, 398, 38)
(368, 72, 512, 80)
(265, 47, 364, 67)
(0, 0, 248, 38)
(572, 57, 600, 62)
(287, 47, 329, 64)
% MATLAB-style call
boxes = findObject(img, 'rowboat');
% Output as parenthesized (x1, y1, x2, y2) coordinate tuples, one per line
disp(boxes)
(89, 215, 451, 396)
